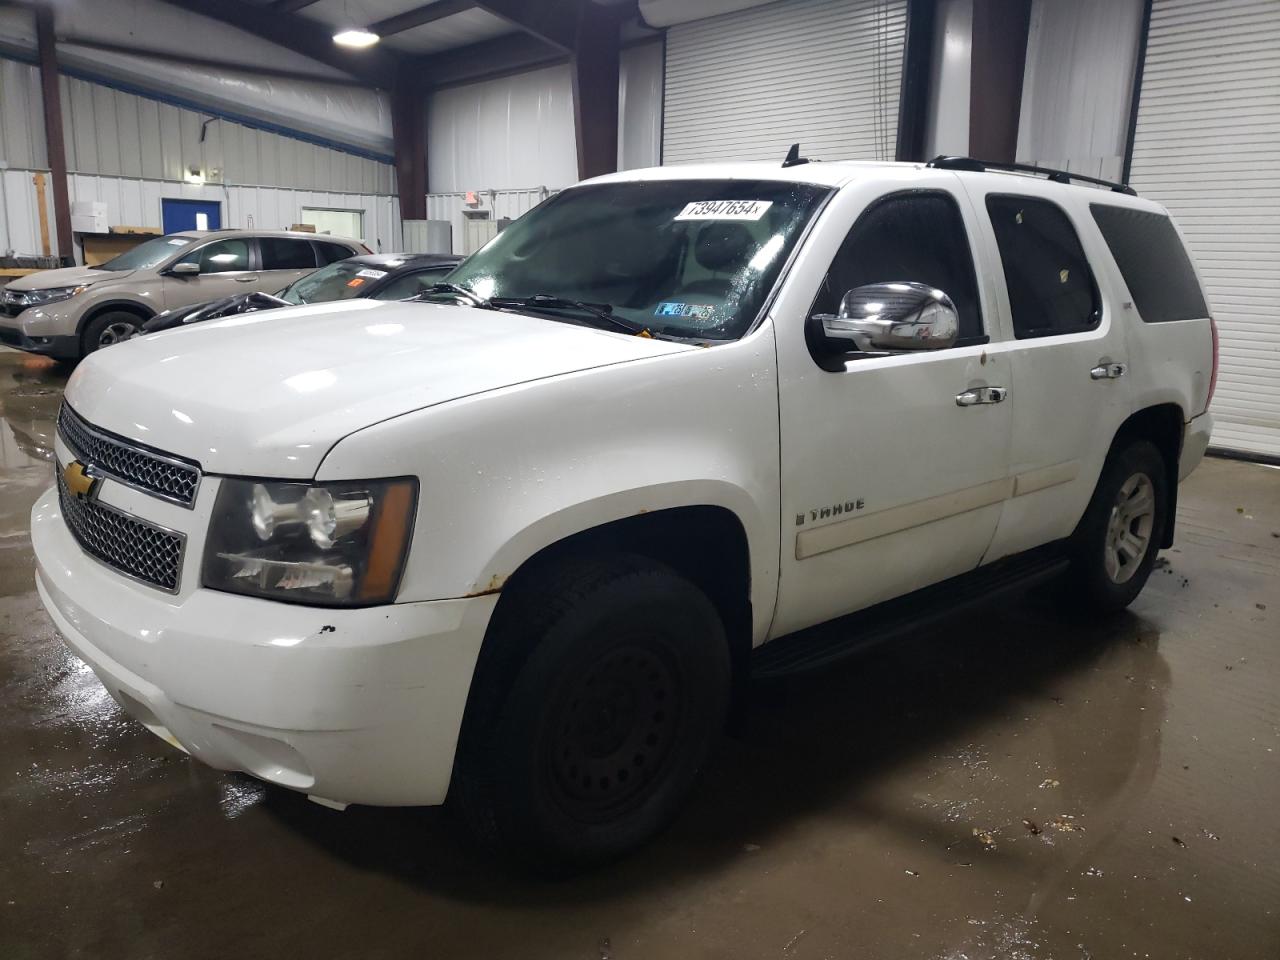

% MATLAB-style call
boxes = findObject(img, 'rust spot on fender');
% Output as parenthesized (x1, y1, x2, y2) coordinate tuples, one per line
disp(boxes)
(464, 573, 507, 598)
(979, 350, 988, 366)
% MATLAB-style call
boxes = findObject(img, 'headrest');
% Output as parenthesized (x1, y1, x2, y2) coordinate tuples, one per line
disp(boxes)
(694, 223, 754, 273)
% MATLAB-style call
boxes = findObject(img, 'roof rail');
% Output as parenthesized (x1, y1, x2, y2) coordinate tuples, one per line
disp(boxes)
(926, 156, 1138, 196)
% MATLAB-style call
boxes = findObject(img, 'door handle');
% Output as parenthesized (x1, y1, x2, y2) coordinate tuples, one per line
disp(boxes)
(956, 386, 1008, 406)
(1090, 362, 1128, 380)
(234, 275, 259, 283)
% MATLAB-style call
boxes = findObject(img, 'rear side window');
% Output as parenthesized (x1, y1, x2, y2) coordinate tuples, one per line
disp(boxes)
(986, 195, 1100, 339)
(315, 241, 354, 265)
(260, 238, 318, 271)
(812, 191, 985, 343)
(1090, 205, 1208, 323)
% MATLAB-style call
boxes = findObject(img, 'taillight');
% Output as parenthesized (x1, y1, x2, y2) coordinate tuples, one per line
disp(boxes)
(1206, 317, 1220, 411)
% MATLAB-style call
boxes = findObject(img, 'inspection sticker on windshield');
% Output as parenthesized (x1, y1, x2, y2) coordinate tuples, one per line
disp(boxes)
(167, 238, 192, 246)
(356, 269, 387, 280)
(674, 200, 773, 221)
(656, 302, 716, 321)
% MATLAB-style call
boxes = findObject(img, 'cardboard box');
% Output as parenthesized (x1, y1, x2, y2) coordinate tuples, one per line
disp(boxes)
(109, 225, 161, 235)
(289, 223, 317, 233)
(71, 213, 109, 235)
(71, 200, 107, 219)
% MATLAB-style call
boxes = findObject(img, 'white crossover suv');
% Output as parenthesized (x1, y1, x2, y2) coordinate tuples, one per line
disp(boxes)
(32, 155, 1216, 870)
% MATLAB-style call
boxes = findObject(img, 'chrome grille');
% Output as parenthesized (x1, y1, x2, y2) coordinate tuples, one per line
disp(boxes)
(58, 404, 200, 507)
(57, 469, 185, 592)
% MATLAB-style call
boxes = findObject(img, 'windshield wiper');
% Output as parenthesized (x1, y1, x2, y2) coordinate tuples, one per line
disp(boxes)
(417, 282, 493, 309)
(489, 294, 644, 335)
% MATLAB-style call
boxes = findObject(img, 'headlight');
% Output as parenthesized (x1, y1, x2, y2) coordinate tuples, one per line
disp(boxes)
(203, 477, 417, 606)
(13, 285, 87, 307)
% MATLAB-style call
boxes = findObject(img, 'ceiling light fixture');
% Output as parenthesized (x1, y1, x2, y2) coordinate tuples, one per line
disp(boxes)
(333, 28, 380, 48)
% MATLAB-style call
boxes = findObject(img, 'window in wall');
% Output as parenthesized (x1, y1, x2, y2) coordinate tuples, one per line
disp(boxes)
(300, 208, 364, 241)
(985, 195, 1100, 338)
(259, 237, 319, 271)
(181, 238, 250, 274)
(1090, 204, 1208, 323)
(811, 191, 985, 344)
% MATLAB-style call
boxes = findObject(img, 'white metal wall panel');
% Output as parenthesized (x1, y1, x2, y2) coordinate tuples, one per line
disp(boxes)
(426, 188, 553, 255)
(0, 59, 46, 170)
(618, 41, 664, 171)
(1128, 0, 1280, 457)
(1016, 0, 1145, 182)
(663, 0, 907, 164)
(0, 169, 55, 258)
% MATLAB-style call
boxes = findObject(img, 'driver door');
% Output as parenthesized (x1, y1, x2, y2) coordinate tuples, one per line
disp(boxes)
(771, 181, 1014, 637)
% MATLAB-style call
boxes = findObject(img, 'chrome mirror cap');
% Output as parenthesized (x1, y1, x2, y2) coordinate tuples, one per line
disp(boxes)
(819, 281, 959, 352)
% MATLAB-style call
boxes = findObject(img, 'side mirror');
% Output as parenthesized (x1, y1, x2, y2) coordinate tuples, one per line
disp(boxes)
(168, 261, 200, 277)
(810, 282, 959, 355)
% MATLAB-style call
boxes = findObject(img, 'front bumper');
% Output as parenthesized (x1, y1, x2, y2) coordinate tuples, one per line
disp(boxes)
(32, 484, 497, 807)
(0, 320, 79, 358)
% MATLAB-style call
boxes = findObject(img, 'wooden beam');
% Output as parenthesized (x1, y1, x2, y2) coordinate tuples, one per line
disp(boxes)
(371, 0, 475, 38)
(391, 72, 428, 219)
(895, 0, 937, 162)
(571, 1, 621, 181)
(35, 5, 72, 262)
(968, 0, 1031, 163)
(156, 0, 402, 88)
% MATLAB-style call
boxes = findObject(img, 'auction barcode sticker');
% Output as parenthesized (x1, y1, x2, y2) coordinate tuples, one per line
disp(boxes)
(674, 200, 773, 221)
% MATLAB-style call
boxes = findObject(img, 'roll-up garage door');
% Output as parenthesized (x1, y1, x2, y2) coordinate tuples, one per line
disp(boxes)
(1127, 0, 1280, 458)
(663, 0, 907, 165)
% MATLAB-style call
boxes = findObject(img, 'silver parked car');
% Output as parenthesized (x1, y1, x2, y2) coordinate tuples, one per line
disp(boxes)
(0, 229, 368, 360)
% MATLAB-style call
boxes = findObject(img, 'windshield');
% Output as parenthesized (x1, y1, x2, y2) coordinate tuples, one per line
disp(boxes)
(95, 235, 196, 271)
(280, 260, 385, 304)
(445, 179, 831, 340)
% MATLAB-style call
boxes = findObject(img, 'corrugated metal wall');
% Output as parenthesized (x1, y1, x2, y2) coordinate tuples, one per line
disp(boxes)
(1128, 0, 1280, 458)
(663, 0, 907, 164)
(425, 188, 551, 255)
(0, 55, 399, 257)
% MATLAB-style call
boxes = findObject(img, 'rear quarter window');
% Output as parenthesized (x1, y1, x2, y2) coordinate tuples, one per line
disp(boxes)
(1090, 205, 1209, 323)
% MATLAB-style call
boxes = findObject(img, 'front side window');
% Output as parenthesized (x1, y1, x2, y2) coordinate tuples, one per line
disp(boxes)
(94, 235, 194, 272)
(280, 260, 384, 305)
(1090, 204, 1208, 323)
(444, 179, 832, 340)
(986, 195, 1100, 338)
(180, 239, 250, 274)
(260, 237, 318, 271)
(811, 190, 985, 344)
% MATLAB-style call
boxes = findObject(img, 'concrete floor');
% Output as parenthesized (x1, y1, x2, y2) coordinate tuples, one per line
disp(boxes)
(1, 348, 1277, 960)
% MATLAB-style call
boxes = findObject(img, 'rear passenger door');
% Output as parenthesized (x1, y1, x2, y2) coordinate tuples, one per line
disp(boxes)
(257, 237, 321, 293)
(967, 188, 1133, 562)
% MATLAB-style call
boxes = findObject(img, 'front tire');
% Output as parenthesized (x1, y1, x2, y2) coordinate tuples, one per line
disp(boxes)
(1067, 440, 1168, 613)
(453, 556, 731, 872)
(82, 310, 144, 354)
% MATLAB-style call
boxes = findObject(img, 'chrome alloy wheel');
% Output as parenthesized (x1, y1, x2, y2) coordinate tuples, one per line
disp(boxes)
(97, 320, 139, 346)
(1104, 472, 1156, 584)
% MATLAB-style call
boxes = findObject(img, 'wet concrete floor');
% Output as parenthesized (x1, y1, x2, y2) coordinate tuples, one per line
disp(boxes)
(0, 349, 1276, 959)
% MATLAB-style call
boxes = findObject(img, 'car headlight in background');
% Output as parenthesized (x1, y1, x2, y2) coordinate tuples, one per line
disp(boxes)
(10, 285, 88, 308)
(203, 477, 417, 606)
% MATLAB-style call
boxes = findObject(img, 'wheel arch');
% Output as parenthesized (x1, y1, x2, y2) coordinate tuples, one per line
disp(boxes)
(77, 299, 156, 347)
(1110, 402, 1185, 548)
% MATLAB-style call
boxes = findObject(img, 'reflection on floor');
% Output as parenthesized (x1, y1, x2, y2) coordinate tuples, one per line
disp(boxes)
(0, 348, 1276, 960)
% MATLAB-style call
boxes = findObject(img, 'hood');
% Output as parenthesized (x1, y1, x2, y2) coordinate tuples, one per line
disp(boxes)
(7, 264, 131, 291)
(65, 299, 693, 478)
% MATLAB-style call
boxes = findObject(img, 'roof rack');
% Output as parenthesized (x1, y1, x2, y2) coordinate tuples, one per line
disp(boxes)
(926, 156, 1137, 196)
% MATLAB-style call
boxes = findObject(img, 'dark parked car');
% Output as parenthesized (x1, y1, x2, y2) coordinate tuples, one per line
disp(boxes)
(139, 253, 463, 334)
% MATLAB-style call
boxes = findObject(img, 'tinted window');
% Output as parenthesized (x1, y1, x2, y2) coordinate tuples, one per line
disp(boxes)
(370, 268, 454, 301)
(986, 195, 1099, 338)
(811, 191, 984, 343)
(260, 238, 318, 271)
(279, 260, 383, 305)
(315, 241, 354, 265)
(1090, 204, 1208, 323)
(181, 239, 250, 274)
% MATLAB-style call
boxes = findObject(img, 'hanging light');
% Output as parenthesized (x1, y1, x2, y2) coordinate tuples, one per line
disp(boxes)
(333, 28, 380, 48)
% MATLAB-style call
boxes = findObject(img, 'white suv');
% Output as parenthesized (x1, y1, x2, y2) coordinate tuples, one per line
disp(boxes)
(32, 156, 1216, 870)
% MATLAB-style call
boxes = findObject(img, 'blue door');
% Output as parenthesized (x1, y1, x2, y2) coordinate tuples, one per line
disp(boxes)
(161, 199, 222, 234)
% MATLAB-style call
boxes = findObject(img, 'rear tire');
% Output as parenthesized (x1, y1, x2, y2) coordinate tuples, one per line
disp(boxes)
(82, 310, 144, 354)
(1067, 440, 1168, 614)
(452, 555, 730, 873)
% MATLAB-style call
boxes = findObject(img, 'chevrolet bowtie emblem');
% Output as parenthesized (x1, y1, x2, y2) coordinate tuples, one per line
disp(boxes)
(63, 460, 100, 501)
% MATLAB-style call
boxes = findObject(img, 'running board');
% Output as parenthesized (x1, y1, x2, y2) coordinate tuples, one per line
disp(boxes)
(750, 545, 1070, 679)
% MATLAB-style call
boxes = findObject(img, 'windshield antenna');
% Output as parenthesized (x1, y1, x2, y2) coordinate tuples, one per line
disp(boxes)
(782, 143, 810, 168)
